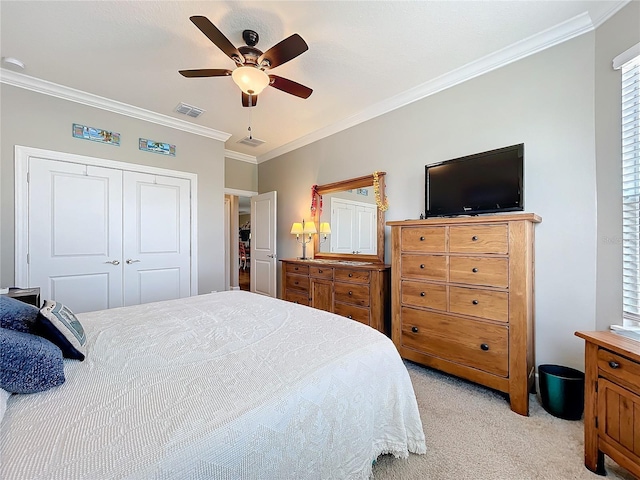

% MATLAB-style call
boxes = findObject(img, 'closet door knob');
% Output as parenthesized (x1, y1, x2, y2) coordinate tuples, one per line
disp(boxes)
(480, 344, 489, 351)
(472, 267, 478, 273)
(105, 260, 120, 265)
(126, 259, 140, 264)
(411, 326, 419, 333)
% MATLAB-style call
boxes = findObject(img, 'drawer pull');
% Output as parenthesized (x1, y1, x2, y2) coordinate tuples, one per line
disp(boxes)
(420, 264, 426, 269)
(472, 236, 478, 241)
(420, 292, 426, 297)
(420, 236, 425, 241)
(348, 273, 353, 277)
(411, 326, 419, 333)
(472, 300, 479, 305)
(348, 291, 353, 296)
(347, 315, 353, 319)
(609, 361, 620, 369)
(472, 268, 478, 273)
(294, 267, 299, 271)
(480, 343, 489, 351)
(318, 269, 323, 273)
(294, 281, 299, 285)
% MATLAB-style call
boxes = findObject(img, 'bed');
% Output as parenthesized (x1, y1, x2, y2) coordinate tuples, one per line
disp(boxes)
(0, 290, 426, 479)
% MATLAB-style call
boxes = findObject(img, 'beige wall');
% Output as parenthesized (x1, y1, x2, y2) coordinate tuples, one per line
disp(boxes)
(260, 32, 599, 370)
(225, 157, 258, 192)
(594, 1, 640, 331)
(1, 85, 227, 294)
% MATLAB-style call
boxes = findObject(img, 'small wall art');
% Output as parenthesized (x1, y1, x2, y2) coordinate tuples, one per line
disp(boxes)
(356, 188, 369, 196)
(72, 124, 120, 146)
(139, 138, 176, 156)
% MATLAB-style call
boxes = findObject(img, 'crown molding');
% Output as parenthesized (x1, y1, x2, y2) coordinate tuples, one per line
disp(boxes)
(224, 149, 257, 164)
(0, 69, 231, 142)
(258, 10, 603, 163)
(591, 0, 630, 28)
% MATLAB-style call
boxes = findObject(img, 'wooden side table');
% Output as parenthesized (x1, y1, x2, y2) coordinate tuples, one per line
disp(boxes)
(575, 331, 640, 478)
(1, 287, 41, 308)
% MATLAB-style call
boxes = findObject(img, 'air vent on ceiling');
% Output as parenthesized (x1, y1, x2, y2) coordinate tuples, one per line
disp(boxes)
(174, 102, 205, 118)
(237, 136, 266, 147)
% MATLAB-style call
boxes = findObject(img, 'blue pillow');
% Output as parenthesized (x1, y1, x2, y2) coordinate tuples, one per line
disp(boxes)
(0, 296, 39, 333)
(0, 327, 65, 394)
(36, 300, 86, 361)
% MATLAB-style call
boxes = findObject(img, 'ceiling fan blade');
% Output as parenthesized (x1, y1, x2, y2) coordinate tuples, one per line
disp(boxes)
(258, 34, 308, 69)
(179, 69, 232, 78)
(190, 16, 244, 64)
(268, 75, 313, 99)
(242, 92, 258, 108)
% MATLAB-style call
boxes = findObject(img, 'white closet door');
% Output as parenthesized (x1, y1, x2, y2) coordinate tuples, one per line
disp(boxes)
(355, 204, 377, 255)
(122, 172, 191, 306)
(28, 158, 124, 313)
(331, 199, 356, 254)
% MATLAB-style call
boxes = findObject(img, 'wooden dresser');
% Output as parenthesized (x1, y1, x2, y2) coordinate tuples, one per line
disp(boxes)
(575, 331, 640, 478)
(280, 259, 390, 335)
(387, 213, 541, 415)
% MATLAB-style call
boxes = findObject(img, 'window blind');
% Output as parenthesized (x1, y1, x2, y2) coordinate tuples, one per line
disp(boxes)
(622, 54, 640, 323)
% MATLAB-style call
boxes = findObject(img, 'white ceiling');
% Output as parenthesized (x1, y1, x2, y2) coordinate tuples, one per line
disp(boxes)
(0, 1, 629, 162)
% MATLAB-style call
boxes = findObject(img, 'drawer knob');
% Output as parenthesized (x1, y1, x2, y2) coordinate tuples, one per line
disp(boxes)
(472, 300, 479, 305)
(420, 236, 425, 241)
(609, 361, 620, 369)
(348, 291, 353, 296)
(472, 236, 478, 241)
(294, 301, 299, 304)
(347, 315, 353, 319)
(420, 264, 426, 269)
(295, 267, 299, 270)
(420, 292, 426, 297)
(411, 326, 419, 333)
(348, 273, 353, 277)
(480, 343, 489, 351)
(319, 269, 323, 273)
(294, 281, 299, 285)
(472, 268, 479, 273)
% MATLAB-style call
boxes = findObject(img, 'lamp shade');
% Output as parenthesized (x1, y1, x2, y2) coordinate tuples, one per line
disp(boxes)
(303, 222, 317, 234)
(320, 222, 331, 234)
(232, 66, 270, 95)
(290, 222, 303, 235)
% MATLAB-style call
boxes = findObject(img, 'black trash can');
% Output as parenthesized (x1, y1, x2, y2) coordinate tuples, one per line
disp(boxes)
(538, 364, 585, 420)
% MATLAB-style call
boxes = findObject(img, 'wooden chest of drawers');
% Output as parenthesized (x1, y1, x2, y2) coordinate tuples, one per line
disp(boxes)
(280, 259, 390, 335)
(388, 213, 541, 415)
(575, 331, 640, 478)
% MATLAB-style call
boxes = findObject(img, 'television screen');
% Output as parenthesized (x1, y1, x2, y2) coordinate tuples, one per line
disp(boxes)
(425, 144, 524, 217)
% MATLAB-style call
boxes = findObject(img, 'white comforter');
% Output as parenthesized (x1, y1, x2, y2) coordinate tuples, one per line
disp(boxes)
(0, 291, 425, 479)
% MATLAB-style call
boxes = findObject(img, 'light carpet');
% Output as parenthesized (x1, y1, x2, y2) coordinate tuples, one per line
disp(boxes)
(373, 361, 635, 480)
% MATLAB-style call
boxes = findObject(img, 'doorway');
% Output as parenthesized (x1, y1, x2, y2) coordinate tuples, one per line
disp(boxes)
(224, 189, 257, 291)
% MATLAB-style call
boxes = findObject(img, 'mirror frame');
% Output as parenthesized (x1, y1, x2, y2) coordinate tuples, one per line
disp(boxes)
(313, 172, 387, 264)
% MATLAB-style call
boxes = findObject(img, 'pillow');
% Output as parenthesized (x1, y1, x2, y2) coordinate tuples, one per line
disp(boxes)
(0, 328, 65, 394)
(37, 300, 86, 361)
(0, 296, 39, 333)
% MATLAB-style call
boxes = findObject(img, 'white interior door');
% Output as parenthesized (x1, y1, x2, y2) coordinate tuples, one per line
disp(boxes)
(28, 158, 124, 313)
(250, 191, 277, 297)
(123, 172, 191, 306)
(355, 204, 377, 255)
(331, 198, 356, 254)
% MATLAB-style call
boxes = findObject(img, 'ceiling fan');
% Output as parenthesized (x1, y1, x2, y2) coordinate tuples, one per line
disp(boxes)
(179, 16, 313, 107)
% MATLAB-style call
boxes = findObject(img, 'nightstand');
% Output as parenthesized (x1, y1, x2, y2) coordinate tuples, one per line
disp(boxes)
(1, 287, 41, 308)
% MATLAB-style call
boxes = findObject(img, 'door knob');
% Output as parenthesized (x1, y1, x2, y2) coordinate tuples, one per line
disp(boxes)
(126, 259, 141, 264)
(105, 260, 120, 265)
(267, 254, 276, 258)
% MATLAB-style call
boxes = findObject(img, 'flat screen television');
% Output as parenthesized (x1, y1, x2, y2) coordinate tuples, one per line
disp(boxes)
(425, 143, 524, 217)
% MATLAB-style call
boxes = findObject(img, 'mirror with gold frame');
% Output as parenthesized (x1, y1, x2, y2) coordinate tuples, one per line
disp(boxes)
(312, 172, 387, 264)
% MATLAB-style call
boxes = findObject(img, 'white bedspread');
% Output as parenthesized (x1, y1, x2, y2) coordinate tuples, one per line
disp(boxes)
(0, 291, 425, 479)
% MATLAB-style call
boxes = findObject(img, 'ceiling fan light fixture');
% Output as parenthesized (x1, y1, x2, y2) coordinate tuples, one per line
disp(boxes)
(232, 66, 269, 95)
